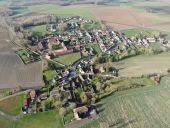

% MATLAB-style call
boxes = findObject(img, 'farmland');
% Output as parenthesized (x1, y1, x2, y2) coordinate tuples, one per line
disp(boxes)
(0, 26, 43, 89)
(96, 75, 170, 128)
(11, 4, 96, 20)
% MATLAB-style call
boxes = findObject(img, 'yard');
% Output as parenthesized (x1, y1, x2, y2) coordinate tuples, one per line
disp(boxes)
(16, 49, 30, 64)
(43, 70, 57, 81)
(0, 94, 24, 115)
(87, 43, 101, 54)
(96, 75, 170, 128)
(53, 52, 81, 65)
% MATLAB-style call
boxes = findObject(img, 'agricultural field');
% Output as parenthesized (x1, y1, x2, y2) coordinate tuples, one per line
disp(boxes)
(96, 75, 170, 128)
(0, 94, 24, 115)
(53, 52, 81, 65)
(11, 4, 96, 20)
(0, 27, 43, 89)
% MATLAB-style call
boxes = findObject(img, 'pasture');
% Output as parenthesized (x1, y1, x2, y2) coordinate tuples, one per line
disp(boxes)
(99, 52, 170, 77)
(96, 75, 170, 128)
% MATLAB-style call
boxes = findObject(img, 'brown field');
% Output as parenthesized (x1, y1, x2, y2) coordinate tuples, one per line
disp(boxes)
(90, 6, 170, 30)
(0, 27, 43, 89)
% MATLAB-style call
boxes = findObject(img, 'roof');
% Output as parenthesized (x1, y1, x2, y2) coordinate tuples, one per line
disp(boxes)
(30, 90, 36, 98)
(73, 106, 88, 113)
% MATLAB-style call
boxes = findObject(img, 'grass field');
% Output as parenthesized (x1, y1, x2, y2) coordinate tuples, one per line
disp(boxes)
(87, 43, 101, 54)
(13, 110, 63, 128)
(13, 4, 96, 20)
(27, 25, 47, 36)
(0, 116, 12, 128)
(43, 70, 57, 81)
(99, 52, 170, 77)
(0, 94, 24, 115)
(54, 52, 81, 65)
(121, 28, 170, 39)
(96, 75, 170, 128)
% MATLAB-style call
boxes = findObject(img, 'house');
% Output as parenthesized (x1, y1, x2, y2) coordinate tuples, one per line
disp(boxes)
(147, 37, 156, 43)
(30, 90, 36, 100)
(73, 105, 97, 120)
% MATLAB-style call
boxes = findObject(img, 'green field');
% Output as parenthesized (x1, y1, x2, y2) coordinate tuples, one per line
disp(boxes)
(99, 52, 170, 77)
(87, 43, 101, 54)
(96, 75, 170, 128)
(27, 25, 47, 36)
(43, 70, 57, 81)
(54, 52, 81, 65)
(0, 116, 12, 128)
(13, 4, 96, 20)
(0, 110, 64, 128)
(0, 94, 24, 115)
(13, 110, 63, 128)
(121, 28, 170, 39)
(16, 49, 31, 64)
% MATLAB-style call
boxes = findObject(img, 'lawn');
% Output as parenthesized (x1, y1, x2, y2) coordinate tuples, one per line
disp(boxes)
(13, 110, 64, 128)
(98, 52, 170, 77)
(97, 75, 170, 128)
(0, 94, 24, 115)
(43, 70, 57, 81)
(87, 43, 101, 54)
(54, 52, 81, 65)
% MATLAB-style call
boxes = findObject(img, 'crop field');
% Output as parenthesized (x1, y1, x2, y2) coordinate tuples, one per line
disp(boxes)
(53, 52, 81, 65)
(91, 6, 166, 30)
(0, 27, 43, 89)
(96, 75, 170, 128)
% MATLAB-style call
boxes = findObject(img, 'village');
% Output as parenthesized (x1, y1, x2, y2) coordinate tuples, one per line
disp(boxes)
(13, 15, 170, 124)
